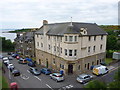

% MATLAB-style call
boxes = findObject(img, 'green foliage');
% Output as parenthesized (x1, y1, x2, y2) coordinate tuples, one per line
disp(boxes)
(107, 68, 120, 89)
(0, 37, 15, 52)
(108, 81, 120, 89)
(105, 58, 112, 65)
(8, 28, 37, 33)
(114, 68, 120, 81)
(2, 76, 9, 88)
(84, 80, 106, 89)
(106, 35, 117, 50)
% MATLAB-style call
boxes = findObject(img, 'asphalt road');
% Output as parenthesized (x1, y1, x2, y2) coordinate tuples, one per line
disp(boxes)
(1, 53, 120, 89)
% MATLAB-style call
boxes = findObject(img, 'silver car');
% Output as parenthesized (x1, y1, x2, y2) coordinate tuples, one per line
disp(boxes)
(50, 73, 64, 82)
(76, 74, 93, 84)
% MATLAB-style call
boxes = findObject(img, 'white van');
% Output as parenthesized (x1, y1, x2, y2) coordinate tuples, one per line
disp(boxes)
(93, 65, 109, 75)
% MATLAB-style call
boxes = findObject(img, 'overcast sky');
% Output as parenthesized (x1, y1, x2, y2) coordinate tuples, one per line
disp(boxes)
(0, 0, 119, 29)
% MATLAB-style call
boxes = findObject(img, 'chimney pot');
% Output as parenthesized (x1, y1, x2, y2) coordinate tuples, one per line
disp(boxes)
(43, 20, 48, 25)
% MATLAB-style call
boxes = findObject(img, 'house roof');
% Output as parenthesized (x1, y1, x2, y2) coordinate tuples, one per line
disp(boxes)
(35, 22, 107, 36)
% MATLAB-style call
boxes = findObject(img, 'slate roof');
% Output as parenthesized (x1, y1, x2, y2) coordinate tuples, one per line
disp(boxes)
(35, 22, 107, 36)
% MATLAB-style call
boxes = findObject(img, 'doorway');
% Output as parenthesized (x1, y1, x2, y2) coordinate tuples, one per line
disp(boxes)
(97, 60, 99, 65)
(68, 64, 73, 74)
(46, 60, 48, 68)
(39, 59, 41, 65)
(87, 63, 90, 70)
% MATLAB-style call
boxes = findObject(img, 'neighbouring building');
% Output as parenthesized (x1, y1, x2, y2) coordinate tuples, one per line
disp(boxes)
(35, 20, 107, 75)
(14, 31, 36, 58)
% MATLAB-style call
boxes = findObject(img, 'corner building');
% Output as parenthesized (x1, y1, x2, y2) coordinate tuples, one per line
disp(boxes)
(35, 20, 107, 75)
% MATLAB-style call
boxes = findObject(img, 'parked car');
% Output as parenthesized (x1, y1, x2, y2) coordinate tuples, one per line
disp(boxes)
(76, 74, 93, 84)
(10, 82, 18, 89)
(100, 62, 107, 66)
(29, 67, 41, 76)
(16, 56, 19, 59)
(3, 57, 8, 61)
(12, 69, 20, 76)
(3, 60, 10, 66)
(12, 53, 18, 58)
(28, 61, 36, 67)
(93, 65, 109, 76)
(0, 55, 4, 59)
(18, 58, 27, 64)
(8, 52, 12, 55)
(50, 73, 64, 82)
(7, 63, 15, 69)
(41, 68, 51, 75)
(8, 56, 13, 60)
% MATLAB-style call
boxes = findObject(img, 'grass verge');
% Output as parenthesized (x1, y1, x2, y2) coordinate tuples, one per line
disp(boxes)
(105, 58, 113, 65)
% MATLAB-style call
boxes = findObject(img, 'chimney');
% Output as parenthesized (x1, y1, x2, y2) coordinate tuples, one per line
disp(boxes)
(43, 20, 48, 25)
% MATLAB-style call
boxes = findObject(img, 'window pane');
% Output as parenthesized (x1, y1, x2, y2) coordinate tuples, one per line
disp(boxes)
(69, 50, 72, 56)
(69, 36, 73, 41)
(74, 50, 77, 56)
(65, 36, 67, 41)
(75, 36, 77, 41)
(65, 49, 67, 55)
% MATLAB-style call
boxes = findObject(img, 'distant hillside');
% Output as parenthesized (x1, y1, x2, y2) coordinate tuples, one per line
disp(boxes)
(8, 25, 120, 33)
(8, 28, 38, 33)
(99, 25, 120, 31)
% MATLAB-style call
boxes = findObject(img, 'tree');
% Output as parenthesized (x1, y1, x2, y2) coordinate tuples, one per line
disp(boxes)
(84, 80, 107, 89)
(0, 37, 14, 52)
(106, 35, 117, 50)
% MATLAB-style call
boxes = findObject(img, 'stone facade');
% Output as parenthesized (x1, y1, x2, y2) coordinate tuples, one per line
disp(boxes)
(14, 31, 36, 58)
(35, 20, 107, 75)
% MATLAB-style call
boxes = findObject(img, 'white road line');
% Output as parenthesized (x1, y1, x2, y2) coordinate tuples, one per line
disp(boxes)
(20, 74, 29, 80)
(46, 84, 53, 90)
(27, 70, 30, 73)
(34, 76, 41, 81)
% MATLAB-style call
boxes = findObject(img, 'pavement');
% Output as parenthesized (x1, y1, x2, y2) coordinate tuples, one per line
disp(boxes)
(1, 52, 120, 89)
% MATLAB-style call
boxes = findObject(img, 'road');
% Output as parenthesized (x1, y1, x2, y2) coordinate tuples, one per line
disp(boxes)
(1, 53, 120, 89)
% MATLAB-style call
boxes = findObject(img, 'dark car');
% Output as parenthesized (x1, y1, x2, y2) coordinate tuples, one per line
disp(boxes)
(29, 67, 41, 76)
(8, 52, 12, 55)
(100, 62, 107, 66)
(12, 54, 18, 58)
(12, 69, 20, 76)
(28, 62, 36, 67)
(41, 68, 51, 75)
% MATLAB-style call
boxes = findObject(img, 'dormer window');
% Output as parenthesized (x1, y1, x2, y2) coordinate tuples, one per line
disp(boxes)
(80, 28, 87, 35)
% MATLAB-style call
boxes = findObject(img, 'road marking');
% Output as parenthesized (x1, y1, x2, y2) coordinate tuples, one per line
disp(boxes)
(20, 74, 29, 80)
(34, 76, 41, 81)
(46, 84, 53, 90)
(27, 70, 30, 73)
(68, 84, 73, 88)
(109, 66, 120, 72)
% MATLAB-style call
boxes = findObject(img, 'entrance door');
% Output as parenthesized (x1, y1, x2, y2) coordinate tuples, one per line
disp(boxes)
(68, 64, 73, 74)
(97, 60, 99, 65)
(87, 63, 89, 70)
(39, 59, 41, 65)
(46, 61, 48, 68)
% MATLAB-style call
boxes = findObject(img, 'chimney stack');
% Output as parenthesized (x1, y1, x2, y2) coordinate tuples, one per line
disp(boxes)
(43, 20, 48, 25)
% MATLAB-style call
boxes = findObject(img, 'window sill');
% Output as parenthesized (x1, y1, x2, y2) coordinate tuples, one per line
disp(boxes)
(64, 41, 78, 44)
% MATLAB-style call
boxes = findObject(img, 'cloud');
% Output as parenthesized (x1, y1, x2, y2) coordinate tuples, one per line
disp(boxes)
(0, 0, 119, 29)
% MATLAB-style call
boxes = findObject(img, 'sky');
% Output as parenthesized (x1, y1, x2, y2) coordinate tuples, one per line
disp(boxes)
(0, 0, 119, 29)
